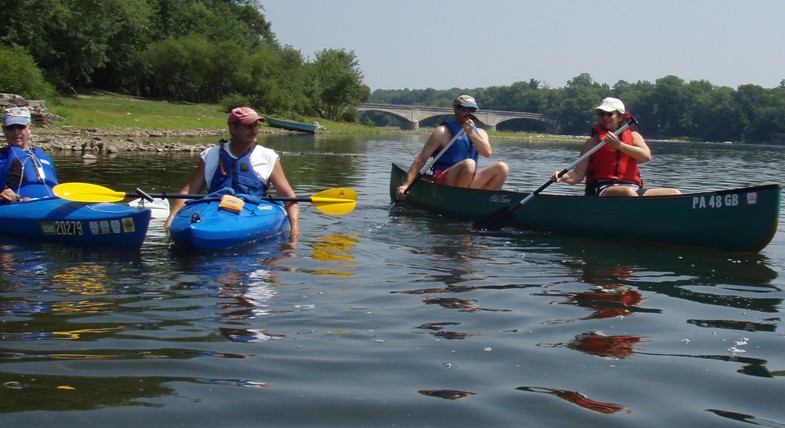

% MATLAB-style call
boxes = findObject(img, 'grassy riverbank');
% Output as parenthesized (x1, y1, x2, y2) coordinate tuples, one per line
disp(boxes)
(44, 91, 577, 141)
(46, 91, 372, 134)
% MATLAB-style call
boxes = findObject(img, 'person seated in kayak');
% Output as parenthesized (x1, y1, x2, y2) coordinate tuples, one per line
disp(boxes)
(550, 97, 681, 197)
(395, 95, 509, 200)
(163, 107, 300, 241)
(0, 106, 59, 202)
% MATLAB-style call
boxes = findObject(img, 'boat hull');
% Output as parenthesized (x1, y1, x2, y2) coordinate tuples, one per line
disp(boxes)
(0, 197, 151, 249)
(266, 117, 318, 133)
(169, 199, 290, 250)
(390, 163, 781, 252)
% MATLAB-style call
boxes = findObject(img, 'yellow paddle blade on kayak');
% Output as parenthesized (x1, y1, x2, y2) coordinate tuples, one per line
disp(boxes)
(54, 182, 358, 215)
(309, 188, 357, 215)
(53, 182, 128, 203)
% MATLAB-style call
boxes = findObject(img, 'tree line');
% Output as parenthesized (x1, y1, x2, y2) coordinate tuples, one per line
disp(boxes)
(1, 1, 783, 142)
(369, 74, 785, 143)
(0, 0, 368, 121)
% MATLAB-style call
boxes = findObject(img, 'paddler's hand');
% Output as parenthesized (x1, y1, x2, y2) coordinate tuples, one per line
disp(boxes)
(396, 185, 407, 201)
(1, 188, 20, 202)
(463, 118, 475, 134)
(604, 132, 622, 149)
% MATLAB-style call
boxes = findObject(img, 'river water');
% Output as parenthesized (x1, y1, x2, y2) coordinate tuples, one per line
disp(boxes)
(1, 133, 784, 427)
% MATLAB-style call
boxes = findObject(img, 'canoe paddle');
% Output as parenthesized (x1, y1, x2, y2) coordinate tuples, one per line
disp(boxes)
(53, 182, 358, 215)
(472, 114, 638, 231)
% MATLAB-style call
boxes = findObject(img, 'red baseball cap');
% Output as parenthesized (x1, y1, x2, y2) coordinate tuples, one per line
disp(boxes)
(228, 107, 266, 125)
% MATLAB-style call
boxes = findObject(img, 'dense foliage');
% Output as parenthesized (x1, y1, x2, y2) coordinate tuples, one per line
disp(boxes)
(0, 0, 367, 120)
(0, 0, 782, 142)
(370, 74, 785, 143)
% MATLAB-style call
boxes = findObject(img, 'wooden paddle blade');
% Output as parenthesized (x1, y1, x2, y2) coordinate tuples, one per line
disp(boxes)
(472, 204, 518, 230)
(53, 182, 128, 203)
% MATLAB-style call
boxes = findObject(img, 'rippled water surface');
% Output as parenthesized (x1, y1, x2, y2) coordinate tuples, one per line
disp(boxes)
(1, 133, 783, 427)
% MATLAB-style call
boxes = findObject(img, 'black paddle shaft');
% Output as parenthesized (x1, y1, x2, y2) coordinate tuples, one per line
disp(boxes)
(473, 115, 638, 231)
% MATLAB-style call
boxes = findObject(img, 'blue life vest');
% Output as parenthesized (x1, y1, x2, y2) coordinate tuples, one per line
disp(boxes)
(432, 119, 479, 172)
(0, 146, 59, 198)
(208, 140, 268, 198)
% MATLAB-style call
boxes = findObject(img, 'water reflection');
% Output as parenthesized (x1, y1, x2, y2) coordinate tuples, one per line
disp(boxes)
(541, 235, 781, 320)
(0, 370, 265, 413)
(566, 331, 644, 359)
(170, 237, 295, 343)
(515, 386, 629, 415)
(1, 137, 781, 424)
(305, 232, 360, 277)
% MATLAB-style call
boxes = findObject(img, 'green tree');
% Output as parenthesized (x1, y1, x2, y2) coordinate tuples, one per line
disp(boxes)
(307, 49, 367, 120)
(544, 73, 609, 134)
(0, 45, 55, 99)
(1, 0, 152, 90)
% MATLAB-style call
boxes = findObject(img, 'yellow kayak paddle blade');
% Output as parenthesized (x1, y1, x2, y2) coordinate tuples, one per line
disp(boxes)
(53, 182, 358, 216)
(53, 182, 127, 203)
(309, 188, 357, 215)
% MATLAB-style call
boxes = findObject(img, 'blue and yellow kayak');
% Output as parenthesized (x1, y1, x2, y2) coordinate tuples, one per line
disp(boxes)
(0, 197, 151, 249)
(168, 196, 290, 250)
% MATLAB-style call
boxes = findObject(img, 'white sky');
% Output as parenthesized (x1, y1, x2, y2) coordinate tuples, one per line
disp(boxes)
(261, 0, 785, 91)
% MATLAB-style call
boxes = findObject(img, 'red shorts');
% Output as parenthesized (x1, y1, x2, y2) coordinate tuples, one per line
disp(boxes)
(431, 169, 449, 185)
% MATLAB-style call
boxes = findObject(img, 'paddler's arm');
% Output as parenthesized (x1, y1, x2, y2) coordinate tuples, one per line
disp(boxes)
(551, 137, 594, 185)
(395, 126, 448, 200)
(604, 130, 652, 162)
(268, 159, 299, 242)
(464, 118, 492, 157)
(163, 160, 207, 232)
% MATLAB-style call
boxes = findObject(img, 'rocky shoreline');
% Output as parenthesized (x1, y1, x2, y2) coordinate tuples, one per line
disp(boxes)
(29, 126, 243, 154)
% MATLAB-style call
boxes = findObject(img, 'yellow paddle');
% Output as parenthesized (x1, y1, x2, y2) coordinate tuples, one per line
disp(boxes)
(53, 182, 357, 215)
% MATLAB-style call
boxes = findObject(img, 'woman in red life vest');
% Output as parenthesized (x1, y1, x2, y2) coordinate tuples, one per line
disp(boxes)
(551, 97, 681, 197)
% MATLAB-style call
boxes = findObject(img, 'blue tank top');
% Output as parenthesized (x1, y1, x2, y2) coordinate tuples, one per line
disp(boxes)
(432, 119, 479, 172)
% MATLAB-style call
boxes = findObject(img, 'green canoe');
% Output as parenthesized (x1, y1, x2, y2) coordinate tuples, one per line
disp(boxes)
(389, 163, 781, 252)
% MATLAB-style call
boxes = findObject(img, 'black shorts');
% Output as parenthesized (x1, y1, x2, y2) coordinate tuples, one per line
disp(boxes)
(586, 180, 645, 196)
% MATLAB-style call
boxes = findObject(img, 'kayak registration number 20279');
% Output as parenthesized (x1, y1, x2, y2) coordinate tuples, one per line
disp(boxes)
(54, 220, 84, 236)
(692, 192, 754, 209)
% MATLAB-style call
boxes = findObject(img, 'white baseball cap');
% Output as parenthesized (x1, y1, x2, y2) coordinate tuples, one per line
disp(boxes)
(594, 97, 625, 114)
(3, 107, 31, 127)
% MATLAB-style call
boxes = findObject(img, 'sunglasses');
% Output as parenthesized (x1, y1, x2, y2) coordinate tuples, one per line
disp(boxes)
(457, 106, 477, 113)
(4, 124, 27, 131)
(597, 111, 616, 118)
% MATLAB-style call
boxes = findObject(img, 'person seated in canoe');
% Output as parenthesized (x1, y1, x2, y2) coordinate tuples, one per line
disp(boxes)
(395, 95, 509, 200)
(163, 106, 300, 241)
(550, 97, 681, 197)
(0, 106, 59, 202)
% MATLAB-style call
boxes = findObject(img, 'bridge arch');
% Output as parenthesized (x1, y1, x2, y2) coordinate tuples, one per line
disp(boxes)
(357, 103, 557, 132)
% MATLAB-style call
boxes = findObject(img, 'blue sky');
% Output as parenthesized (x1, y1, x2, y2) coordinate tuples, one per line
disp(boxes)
(261, 0, 785, 91)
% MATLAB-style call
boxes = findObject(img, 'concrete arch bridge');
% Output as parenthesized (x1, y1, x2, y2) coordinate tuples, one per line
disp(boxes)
(356, 103, 557, 132)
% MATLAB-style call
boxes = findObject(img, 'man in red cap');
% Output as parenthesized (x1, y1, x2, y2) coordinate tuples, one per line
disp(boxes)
(164, 106, 300, 241)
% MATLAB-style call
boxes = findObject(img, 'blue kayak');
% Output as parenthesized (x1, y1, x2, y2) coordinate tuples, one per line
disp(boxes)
(0, 196, 152, 249)
(168, 198, 290, 250)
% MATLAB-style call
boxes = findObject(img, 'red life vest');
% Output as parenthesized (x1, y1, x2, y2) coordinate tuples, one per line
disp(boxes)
(585, 125, 642, 188)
